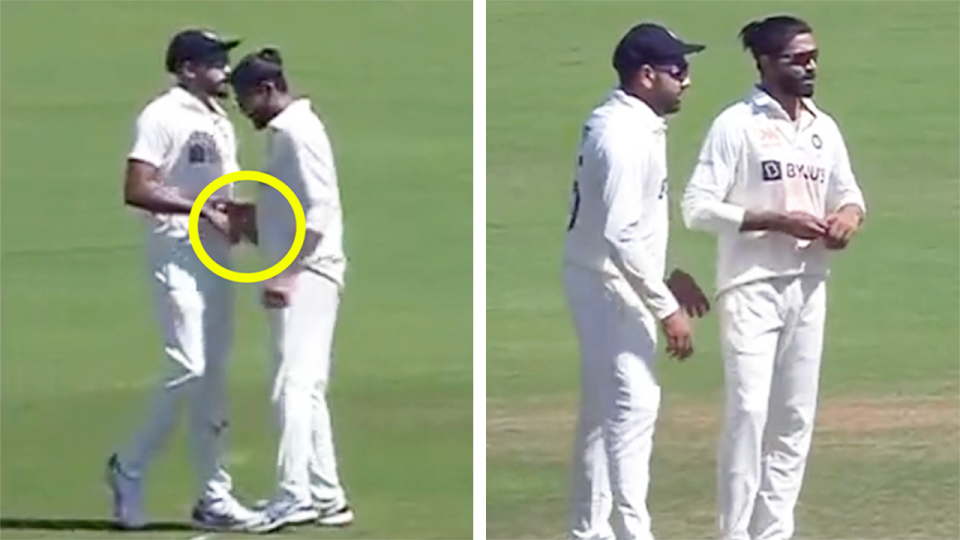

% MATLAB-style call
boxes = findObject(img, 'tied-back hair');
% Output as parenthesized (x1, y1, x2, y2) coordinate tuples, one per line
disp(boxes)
(256, 47, 283, 67)
(232, 46, 288, 92)
(739, 15, 812, 63)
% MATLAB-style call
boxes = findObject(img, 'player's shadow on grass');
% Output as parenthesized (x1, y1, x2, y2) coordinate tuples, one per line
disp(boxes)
(0, 517, 195, 532)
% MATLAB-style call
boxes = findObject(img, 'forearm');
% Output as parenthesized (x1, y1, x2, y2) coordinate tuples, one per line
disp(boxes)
(739, 210, 788, 232)
(682, 193, 746, 234)
(288, 228, 324, 272)
(125, 182, 210, 217)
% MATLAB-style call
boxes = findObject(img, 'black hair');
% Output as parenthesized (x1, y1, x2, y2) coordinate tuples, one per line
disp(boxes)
(739, 15, 812, 61)
(256, 47, 283, 67)
(231, 46, 288, 92)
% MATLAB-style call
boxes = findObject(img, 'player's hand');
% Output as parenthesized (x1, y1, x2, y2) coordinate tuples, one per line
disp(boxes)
(262, 271, 298, 309)
(223, 201, 258, 244)
(777, 211, 828, 240)
(202, 202, 240, 243)
(823, 208, 862, 250)
(666, 269, 711, 318)
(661, 310, 693, 361)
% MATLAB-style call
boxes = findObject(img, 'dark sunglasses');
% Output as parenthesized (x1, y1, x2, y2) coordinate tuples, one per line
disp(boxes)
(650, 61, 689, 81)
(779, 49, 819, 66)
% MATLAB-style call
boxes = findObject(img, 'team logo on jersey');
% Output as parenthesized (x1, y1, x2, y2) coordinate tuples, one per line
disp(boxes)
(186, 131, 221, 165)
(759, 126, 781, 148)
(811, 133, 822, 149)
(761, 160, 783, 181)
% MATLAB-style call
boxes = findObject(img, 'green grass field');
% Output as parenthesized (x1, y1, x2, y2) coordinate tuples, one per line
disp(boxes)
(1, 2, 472, 539)
(487, 1, 959, 539)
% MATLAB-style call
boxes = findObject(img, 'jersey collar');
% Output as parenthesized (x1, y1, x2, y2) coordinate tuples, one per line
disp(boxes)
(748, 85, 819, 122)
(169, 85, 229, 118)
(267, 98, 311, 131)
(611, 87, 666, 130)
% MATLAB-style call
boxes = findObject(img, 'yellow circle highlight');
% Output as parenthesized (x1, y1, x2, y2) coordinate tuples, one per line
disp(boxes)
(189, 170, 305, 283)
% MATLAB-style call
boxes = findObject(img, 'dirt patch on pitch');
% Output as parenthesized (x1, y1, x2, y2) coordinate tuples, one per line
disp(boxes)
(487, 395, 959, 461)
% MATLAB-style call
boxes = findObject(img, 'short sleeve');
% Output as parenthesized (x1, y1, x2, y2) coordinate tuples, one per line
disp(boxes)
(128, 109, 172, 168)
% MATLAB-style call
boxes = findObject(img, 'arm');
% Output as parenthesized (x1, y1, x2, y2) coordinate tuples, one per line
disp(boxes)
(123, 111, 222, 221)
(823, 130, 867, 247)
(596, 130, 680, 320)
(262, 128, 338, 308)
(124, 160, 222, 220)
(264, 128, 337, 279)
(825, 132, 867, 221)
(682, 117, 824, 238)
(289, 128, 338, 270)
(681, 117, 748, 234)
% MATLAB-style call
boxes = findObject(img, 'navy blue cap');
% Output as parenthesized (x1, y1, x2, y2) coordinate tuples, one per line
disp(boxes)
(165, 29, 241, 73)
(613, 23, 705, 73)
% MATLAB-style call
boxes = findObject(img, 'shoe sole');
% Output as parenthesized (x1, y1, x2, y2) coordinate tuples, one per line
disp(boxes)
(317, 509, 354, 527)
(248, 508, 319, 533)
(192, 518, 263, 532)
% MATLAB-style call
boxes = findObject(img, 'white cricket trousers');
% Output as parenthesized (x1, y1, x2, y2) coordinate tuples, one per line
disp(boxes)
(717, 275, 827, 540)
(268, 269, 347, 508)
(119, 230, 235, 503)
(563, 265, 661, 540)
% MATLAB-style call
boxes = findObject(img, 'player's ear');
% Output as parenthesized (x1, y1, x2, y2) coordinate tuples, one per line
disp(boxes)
(178, 60, 198, 80)
(637, 65, 656, 89)
(757, 54, 773, 74)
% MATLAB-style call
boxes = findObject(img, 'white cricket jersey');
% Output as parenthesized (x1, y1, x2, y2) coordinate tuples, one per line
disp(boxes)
(128, 86, 240, 241)
(259, 98, 346, 288)
(563, 88, 680, 320)
(681, 86, 867, 295)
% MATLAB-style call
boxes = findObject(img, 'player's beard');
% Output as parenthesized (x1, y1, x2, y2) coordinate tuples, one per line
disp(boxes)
(211, 79, 230, 99)
(664, 95, 682, 114)
(783, 70, 816, 98)
(662, 88, 684, 115)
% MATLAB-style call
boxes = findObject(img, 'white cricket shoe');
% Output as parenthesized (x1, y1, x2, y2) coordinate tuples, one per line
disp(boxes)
(316, 503, 354, 527)
(247, 496, 319, 533)
(106, 453, 146, 530)
(191, 494, 262, 531)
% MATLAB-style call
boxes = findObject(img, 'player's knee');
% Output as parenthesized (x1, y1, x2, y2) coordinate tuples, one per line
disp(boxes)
(164, 347, 206, 385)
(610, 391, 661, 424)
(271, 375, 311, 405)
(777, 405, 816, 435)
(729, 397, 769, 423)
(743, 409, 768, 431)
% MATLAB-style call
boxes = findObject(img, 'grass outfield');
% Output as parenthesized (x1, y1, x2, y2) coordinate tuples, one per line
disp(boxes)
(0, 2, 472, 539)
(487, 1, 959, 539)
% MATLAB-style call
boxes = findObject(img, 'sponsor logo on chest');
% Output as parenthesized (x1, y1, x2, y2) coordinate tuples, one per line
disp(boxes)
(760, 160, 825, 183)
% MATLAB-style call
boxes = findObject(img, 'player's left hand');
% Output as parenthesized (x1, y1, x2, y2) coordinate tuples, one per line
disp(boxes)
(262, 271, 298, 309)
(823, 207, 862, 250)
(666, 268, 711, 318)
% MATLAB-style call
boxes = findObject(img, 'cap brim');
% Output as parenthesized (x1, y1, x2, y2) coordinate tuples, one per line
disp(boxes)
(219, 39, 242, 51)
(681, 43, 706, 55)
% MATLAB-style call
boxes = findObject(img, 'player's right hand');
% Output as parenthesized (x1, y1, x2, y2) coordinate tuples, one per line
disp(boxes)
(778, 211, 828, 240)
(202, 203, 241, 243)
(666, 269, 711, 318)
(661, 310, 693, 361)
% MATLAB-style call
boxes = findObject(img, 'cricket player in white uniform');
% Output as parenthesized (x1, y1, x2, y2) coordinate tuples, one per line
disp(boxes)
(681, 16, 867, 540)
(226, 47, 354, 533)
(108, 29, 260, 531)
(563, 23, 711, 540)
